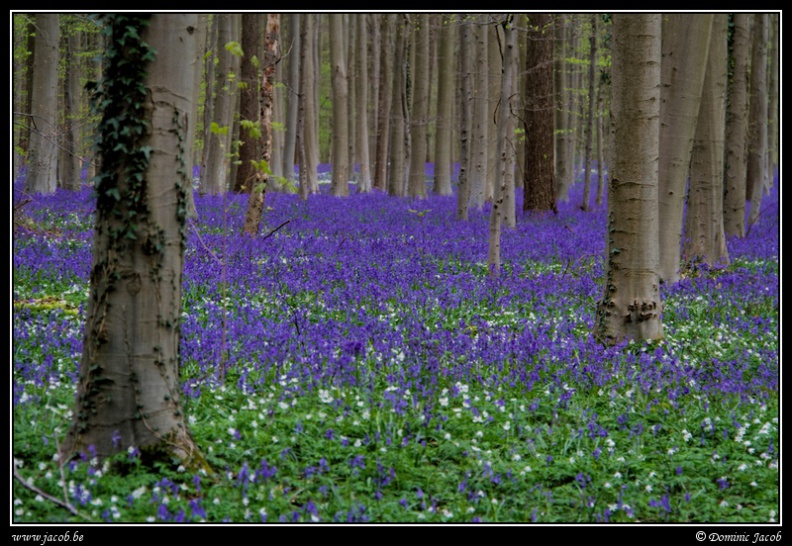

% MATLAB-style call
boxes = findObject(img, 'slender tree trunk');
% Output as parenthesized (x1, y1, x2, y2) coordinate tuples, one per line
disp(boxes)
(244, 14, 279, 236)
(456, 16, 473, 220)
(373, 15, 393, 192)
(329, 14, 350, 196)
(595, 14, 663, 344)
(303, 14, 319, 194)
(282, 14, 300, 184)
(580, 15, 597, 212)
(469, 17, 488, 210)
(656, 14, 713, 284)
(297, 14, 309, 201)
(203, 15, 234, 195)
(346, 15, 357, 183)
(553, 15, 570, 202)
(485, 21, 501, 203)
(595, 65, 606, 206)
(766, 13, 778, 186)
(388, 15, 410, 197)
(433, 14, 455, 196)
(408, 14, 429, 199)
(61, 27, 82, 190)
(26, 13, 59, 194)
(355, 14, 372, 192)
(746, 13, 768, 232)
(199, 14, 217, 187)
(233, 14, 261, 193)
(60, 14, 202, 466)
(684, 14, 729, 269)
(488, 18, 516, 277)
(722, 13, 752, 238)
(523, 13, 556, 213)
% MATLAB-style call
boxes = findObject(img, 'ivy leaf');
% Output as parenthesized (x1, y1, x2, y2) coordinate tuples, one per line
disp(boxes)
(140, 146, 152, 161)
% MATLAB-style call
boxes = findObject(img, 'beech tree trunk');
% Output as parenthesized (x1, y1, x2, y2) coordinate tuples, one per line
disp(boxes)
(408, 14, 429, 199)
(683, 14, 729, 268)
(523, 13, 556, 213)
(355, 14, 372, 192)
(233, 14, 261, 193)
(746, 13, 768, 231)
(433, 14, 455, 196)
(580, 15, 597, 212)
(26, 13, 59, 194)
(329, 14, 350, 196)
(722, 13, 753, 238)
(456, 16, 473, 220)
(373, 14, 393, 192)
(595, 14, 663, 345)
(60, 15, 202, 466)
(656, 14, 713, 284)
(244, 14, 279, 236)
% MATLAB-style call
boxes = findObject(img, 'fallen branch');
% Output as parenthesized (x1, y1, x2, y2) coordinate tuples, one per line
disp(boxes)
(13, 465, 89, 521)
(261, 219, 291, 241)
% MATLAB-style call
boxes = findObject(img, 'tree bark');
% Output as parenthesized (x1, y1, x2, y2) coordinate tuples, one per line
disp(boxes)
(683, 14, 729, 269)
(580, 15, 597, 212)
(329, 14, 350, 196)
(233, 14, 261, 193)
(656, 14, 713, 284)
(244, 14, 279, 236)
(26, 13, 59, 194)
(355, 14, 372, 192)
(456, 16, 473, 220)
(373, 14, 393, 192)
(722, 13, 752, 238)
(595, 14, 663, 345)
(408, 14, 430, 199)
(60, 14, 202, 466)
(433, 14, 455, 196)
(746, 13, 768, 231)
(523, 13, 556, 213)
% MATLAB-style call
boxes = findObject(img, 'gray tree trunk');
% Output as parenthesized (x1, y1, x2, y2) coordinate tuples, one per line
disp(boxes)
(684, 14, 729, 269)
(469, 17, 488, 210)
(60, 26, 82, 191)
(355, 14, 372, 192)
(746, 13, 768, 231)
(204, 15, 236, 195)
(373, 14, 393, 192)
(456, 16, 473, 220)
(656, 14, 713, 284)
(282, 14, 300, 184)
(433, 14, 455, 196)
(233, 14, 261, 193)
(329, 14, 350, 196)
(580, 15, 597, 212)
(408, 14, 430, 199)
(388, 15, 410, 197)
(554, 15, 570, 202)
(488, 18, 516, 277)
(60, 14, 202, 466)
(722, 13, 752, 238)
(26, 13, 59, 194)
(595, 14, 663, 344)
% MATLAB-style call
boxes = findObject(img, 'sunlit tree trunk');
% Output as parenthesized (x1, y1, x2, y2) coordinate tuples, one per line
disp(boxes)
(595, 14, 663, 344)
(329, 14, 350, 196)
(657, 14, 713, 284)
(433, 14, 455, 196)
(26, 13, 59, 194)
(60, 15, 202, 466)
(355, 14, 372, 192)
(488, 18, 516, 277)
(684, 14, 729, 268)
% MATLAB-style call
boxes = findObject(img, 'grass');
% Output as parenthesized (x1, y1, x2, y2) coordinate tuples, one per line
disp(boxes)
(12, 171, 779, 524)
